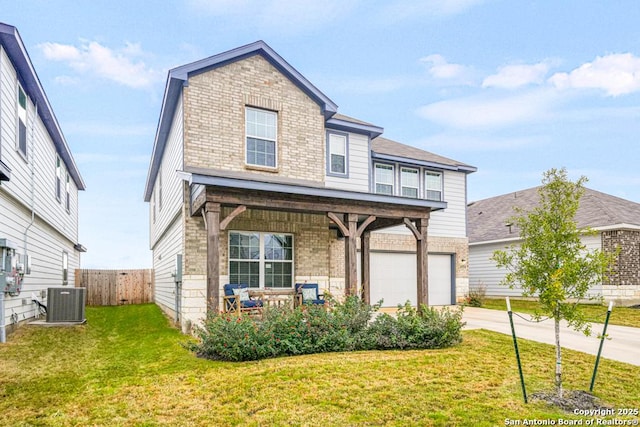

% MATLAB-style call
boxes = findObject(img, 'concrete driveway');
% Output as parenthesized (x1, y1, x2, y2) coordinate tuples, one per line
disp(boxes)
(462, 307, 640, 366)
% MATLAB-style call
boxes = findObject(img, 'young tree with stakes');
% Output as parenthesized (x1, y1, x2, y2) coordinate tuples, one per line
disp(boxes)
(492, 168, 616, 399)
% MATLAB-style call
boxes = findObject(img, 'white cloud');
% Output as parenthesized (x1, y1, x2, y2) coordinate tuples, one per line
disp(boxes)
(416, 89, 558, 129)
(39, 41, 162, 89)
(420, 54, 474, 84)
(482, 61, 553, 89)
(549, 53, 640, 96)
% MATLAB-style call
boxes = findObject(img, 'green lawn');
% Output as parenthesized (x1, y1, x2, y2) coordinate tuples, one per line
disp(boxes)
(1, 304, 638, 426)
(481, 298, 640, 328)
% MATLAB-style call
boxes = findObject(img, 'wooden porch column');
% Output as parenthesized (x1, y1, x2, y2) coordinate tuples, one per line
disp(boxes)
(345, 213, 358, 296)
(360, 230, 371, 304)
(205, 202, 221, 312)
(415, 217, 429, 310)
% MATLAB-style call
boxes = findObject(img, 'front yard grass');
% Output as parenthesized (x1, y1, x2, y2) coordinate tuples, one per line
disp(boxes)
(0, 304, 638, 426)
(482, 298, 640, 328)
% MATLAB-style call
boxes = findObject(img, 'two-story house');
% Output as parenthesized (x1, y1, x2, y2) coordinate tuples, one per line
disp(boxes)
(0, 23, 85, 340)
(144, 41, 475, 331)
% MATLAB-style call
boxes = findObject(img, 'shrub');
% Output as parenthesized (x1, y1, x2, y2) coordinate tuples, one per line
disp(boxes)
(465, 285, 487, 307)
(189, 297, 465, 362)
(368, 303, 465, 350)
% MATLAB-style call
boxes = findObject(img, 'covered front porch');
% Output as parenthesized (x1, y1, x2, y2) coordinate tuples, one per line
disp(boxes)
(184, 168, 446, 313)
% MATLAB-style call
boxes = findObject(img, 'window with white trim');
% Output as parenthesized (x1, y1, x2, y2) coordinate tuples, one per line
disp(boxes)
(374, 163, 394, 195)
(62, 251, 68, 285)
(328, 133, 347, 175)
(245, 107, 277, 168)
(65, 173, 70, 212)
(17, 85, 27, 157)
(55, 156, 62, 202)
(401, 167, 419, 198)
(229, 232, 293, 288)
(425, 171, 443, 201)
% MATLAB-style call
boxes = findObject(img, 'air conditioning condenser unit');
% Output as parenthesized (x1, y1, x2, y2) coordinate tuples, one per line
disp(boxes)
(46, 287, 86, 323)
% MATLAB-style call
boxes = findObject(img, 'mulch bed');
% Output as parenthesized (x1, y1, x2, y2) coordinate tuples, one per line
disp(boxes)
(530, 390, 612, 413)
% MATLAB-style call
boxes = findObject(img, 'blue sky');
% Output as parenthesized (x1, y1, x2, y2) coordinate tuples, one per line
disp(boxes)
(4, 1, 640, 268)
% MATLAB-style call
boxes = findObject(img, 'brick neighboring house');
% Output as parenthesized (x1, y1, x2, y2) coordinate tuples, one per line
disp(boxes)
(468, 186, 640, 305)
(1, 23, 85, 339)
(144, 41, 476, 331)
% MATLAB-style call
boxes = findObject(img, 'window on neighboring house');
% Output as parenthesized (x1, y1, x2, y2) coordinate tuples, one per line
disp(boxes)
(17, 86, 27, 158)
(65, 173, 70, 212)
(245, 107, 277, 168)
(425, 171, 443, 201)
(55, 156, 62, 202)
(374, 163, 394, 195)
(328, 133, 347, 175)
(229, 232, 293, 288)
(401, 167, 419, 198)
(62, 251, 68, 285)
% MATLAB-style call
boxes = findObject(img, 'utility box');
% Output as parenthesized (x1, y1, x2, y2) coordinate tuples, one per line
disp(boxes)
(1, 238, 23, 295)
(47, 287, 86, 323)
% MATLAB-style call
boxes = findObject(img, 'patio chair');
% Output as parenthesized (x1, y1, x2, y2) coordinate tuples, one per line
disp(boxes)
(294, 283, 325, 307)
(222, 284, 263, 315)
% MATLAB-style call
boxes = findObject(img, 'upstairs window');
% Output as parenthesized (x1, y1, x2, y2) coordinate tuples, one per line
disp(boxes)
(17, 86, 27, 158)
(425, 171, 443, 201)
(375, 163, 394, 195)
(401, 167, 419, 198)
(65, 173, 71, 212)
(55, 156, 62, 202)
(328, 133, 347, 175)
(245, 107, 277, 168)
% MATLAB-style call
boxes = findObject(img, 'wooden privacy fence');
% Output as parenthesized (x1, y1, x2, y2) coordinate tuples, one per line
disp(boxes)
(75, 269, 154, 306)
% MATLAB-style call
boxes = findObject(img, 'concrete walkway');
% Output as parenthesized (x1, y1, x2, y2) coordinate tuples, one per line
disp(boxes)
(462, 307, 640, 366)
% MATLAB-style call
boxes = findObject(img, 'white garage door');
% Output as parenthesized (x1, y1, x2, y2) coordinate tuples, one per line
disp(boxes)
(360, 252, 454, 307)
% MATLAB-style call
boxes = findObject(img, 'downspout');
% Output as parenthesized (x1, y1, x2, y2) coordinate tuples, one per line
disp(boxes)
(23, 102, 37, 261)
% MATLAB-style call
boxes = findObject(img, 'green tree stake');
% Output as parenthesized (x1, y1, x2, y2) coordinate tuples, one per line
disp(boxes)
(507, 297, 528, 403)
(590, 301, 613, 392)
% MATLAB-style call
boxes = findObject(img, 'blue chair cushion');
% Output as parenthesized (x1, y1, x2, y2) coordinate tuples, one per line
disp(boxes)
(241, 299, 263, 308)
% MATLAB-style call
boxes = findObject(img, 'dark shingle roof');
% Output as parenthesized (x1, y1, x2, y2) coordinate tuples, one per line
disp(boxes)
(372, 136, 476, 172)
(468, 186, 640, 243)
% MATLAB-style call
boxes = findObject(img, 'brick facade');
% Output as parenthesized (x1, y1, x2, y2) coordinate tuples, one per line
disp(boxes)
(602, 229, 640, 286)
(183, 55, 325, 182)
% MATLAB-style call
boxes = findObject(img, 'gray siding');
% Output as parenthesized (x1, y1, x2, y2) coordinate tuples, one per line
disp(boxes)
(152, 211, 183, 316)
(149, 96, 185, 315)
(1, 45, 81, 329)
(325, 132, 370, 192)
(469, 233, 604, 297)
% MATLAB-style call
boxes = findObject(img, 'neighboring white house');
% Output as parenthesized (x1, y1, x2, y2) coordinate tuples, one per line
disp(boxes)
(0, 23, 86, 340)
(144, 41, 476, 331)
(468, 186, 640, 305)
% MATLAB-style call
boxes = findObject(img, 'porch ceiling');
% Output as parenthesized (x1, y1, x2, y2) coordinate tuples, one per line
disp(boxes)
(184, 169, 445, 220)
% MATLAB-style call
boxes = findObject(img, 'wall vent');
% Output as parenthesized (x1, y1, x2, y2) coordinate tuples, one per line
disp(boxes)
(46, 287, 86, 323)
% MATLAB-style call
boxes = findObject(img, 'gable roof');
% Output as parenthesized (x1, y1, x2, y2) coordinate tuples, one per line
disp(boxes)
(0, 23, 85, 190)
(144, 40, 338, 201)
(372, 137, 477, 173)
(468, 186, 640, 243)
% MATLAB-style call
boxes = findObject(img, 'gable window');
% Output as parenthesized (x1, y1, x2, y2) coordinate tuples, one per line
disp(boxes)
(401, 167, 419, 198)
(229, 232, 293, 288)
(55, 156, 62, 202)
(374, 163, 394, 195)
(17, 86, 27, 158)
(158, 168, 163, 211)
(245, 107, 277, 168)
(425, 171, 443, 201)
(65, 173, 70, 212)
(327, 132, 347, 175)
